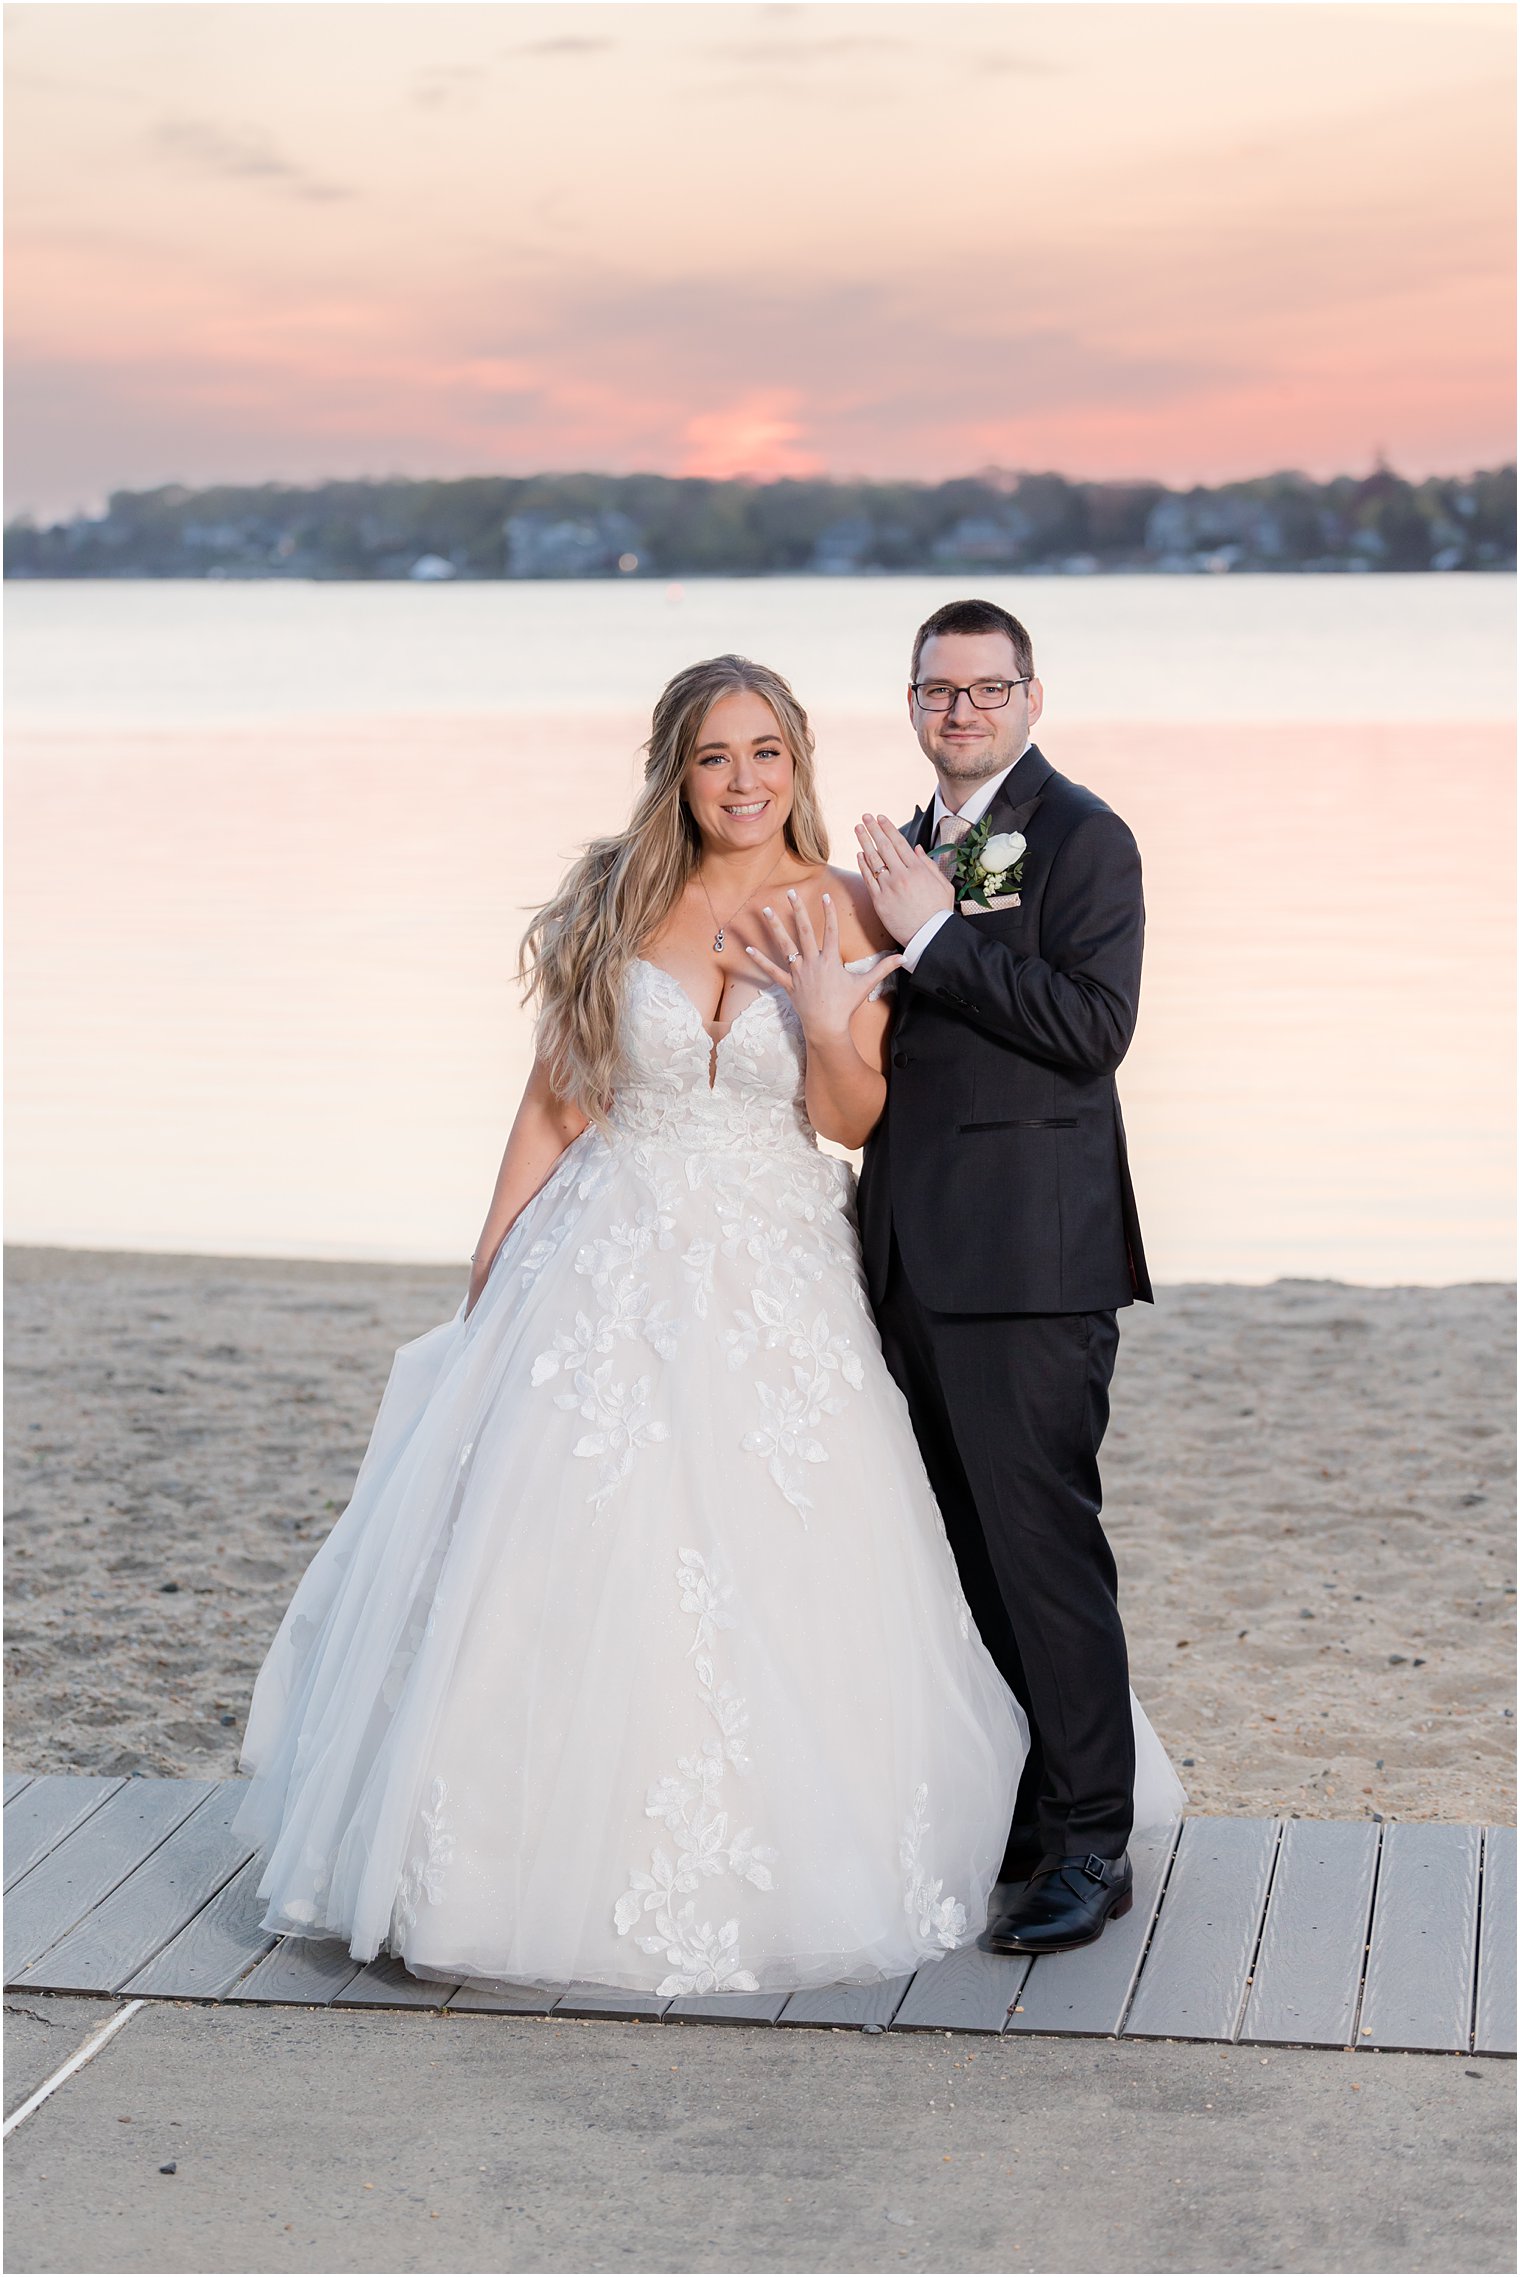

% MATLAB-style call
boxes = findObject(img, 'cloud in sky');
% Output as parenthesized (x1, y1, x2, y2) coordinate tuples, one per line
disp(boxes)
(409, 67, 488, 113)
(5, 1, 1513, 517)
(151, 117, 351, 201)
(510, 36, 615, 57)
(702, 32, 904, 63)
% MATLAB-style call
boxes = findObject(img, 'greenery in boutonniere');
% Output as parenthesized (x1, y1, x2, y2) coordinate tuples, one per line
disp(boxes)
(945, 815, 1027, 907)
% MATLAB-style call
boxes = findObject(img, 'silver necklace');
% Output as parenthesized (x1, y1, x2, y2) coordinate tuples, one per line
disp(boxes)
(695, 858, 788, 954)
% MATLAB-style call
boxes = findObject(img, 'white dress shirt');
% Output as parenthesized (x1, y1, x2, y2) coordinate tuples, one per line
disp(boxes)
(899, 738, 1032, 973)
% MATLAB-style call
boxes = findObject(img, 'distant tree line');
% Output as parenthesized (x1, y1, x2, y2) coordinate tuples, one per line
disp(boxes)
(6, 463, 1514, 580)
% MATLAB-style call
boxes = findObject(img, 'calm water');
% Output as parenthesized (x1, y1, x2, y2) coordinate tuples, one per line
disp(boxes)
(7, 573, 1514, 724)
(6, 576, 1514, 1281)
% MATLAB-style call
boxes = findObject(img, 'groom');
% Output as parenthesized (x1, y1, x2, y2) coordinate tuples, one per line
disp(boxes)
(855, 596, 1151, 1954)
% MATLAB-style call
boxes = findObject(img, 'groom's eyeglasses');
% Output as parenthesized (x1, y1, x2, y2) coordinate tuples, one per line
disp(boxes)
(911, 677, 1030, 712)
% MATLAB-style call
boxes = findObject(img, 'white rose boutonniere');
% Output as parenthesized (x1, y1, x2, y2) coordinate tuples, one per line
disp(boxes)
(942, 818, 1028, 908)
(980, 832, 1027, 892)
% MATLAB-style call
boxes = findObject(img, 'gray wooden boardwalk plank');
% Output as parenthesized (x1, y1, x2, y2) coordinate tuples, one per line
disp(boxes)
(1004, 1821, 1178, 2039)
(893, 1944, 1032, 2033)
(447, 1979, 557, 2015)
(4, 1778, 215, 1983)
(665, 1991, 791, 2025)
(893, 1878, 1030, 2034)
(1005, 1820, 1181, 2039)
(553, 1984, 672, 2022)
(19, 1783, 254, 1993)
(1359, 1822, 1481, 2054)
(3, 1774, 125, 1892)
(1123, 1817, 1278, 2043)
(1475, 1827, 1516, 2058)
(1239, 1819, 1380, 2049)
(778, 1974, 914, 2031)
(334, 1955, 459, 2009)
(10, 1776, 1499, 2052)
(123, 1852, 278, 2000)
(227, 1936, 363, 2006)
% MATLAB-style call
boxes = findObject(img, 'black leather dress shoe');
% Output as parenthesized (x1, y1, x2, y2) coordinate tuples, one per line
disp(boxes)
(980, 1852, 1134, 1955)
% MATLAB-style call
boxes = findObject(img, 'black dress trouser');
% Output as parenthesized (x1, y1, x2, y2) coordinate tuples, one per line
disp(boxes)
(875, 1231, 1136, 1865)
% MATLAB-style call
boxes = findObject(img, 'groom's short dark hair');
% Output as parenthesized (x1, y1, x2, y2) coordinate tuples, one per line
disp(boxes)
(911, 599, 1034, 683)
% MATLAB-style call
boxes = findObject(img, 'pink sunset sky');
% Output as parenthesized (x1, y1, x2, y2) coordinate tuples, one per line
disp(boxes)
(5, 1, 1514, 519)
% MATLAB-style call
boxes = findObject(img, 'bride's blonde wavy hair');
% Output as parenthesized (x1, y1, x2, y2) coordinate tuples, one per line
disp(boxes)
(520, 654, 829, 1124)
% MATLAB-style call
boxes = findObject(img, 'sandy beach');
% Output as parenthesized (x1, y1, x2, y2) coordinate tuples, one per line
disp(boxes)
(4, 1247, 1513, 1827)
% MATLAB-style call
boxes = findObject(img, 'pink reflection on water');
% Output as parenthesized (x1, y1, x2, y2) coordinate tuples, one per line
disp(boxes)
(6, 715, 1513, 1280)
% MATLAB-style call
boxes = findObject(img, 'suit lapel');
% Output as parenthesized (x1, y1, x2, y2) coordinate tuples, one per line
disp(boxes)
(984, 743, 1054, 839)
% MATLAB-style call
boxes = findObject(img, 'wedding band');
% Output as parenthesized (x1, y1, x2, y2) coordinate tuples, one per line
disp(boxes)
(786, 950, 802, 963)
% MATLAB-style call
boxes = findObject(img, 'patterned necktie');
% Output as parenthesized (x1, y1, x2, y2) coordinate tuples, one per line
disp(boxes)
(933, 810, 972, 870)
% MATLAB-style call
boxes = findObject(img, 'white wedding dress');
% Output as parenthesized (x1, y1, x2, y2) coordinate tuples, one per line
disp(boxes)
(236, 957, 1185, 1994)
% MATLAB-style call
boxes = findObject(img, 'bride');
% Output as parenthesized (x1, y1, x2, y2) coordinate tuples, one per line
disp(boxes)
(234, 654, 1182, 1995)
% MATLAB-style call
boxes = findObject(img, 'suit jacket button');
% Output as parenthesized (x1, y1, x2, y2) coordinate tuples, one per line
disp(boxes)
(893, 1051, 910, 1069)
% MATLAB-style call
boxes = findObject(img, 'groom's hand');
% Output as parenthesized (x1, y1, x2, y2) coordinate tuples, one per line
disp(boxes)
(855, 814, 954, 946)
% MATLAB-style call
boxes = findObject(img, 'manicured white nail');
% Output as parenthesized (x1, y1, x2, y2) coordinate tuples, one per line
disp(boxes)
(822, 893, 831, 904)
(787, 889, 798, 901)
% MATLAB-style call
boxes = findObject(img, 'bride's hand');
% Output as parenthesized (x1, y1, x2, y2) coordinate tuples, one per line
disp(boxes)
(746, 891, 902, 1040)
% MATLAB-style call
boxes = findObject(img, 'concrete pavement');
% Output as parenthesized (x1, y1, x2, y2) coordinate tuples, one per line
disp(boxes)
(3, 1995, 1513, 2274)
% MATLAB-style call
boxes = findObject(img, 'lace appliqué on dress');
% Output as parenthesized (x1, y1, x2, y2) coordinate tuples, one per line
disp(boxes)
(730, 1279, 867, 1524)
(391, 1776, 454, 1945)
(699, 1148, 867, 1525)
(613, 1549, 778, 1995)
(530, 1168, 681, 1510)
(899, 1783, 968, 1956)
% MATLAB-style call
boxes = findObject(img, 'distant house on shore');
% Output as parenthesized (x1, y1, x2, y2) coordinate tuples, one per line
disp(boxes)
(810, 518, 876, 574)
(1144, 489, 1296, 569)
(504, 511, 641, 578)
(930, 513, 1032, 568)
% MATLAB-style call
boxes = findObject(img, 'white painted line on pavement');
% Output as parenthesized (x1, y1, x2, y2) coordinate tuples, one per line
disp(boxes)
(3, 1999, 146, 2138)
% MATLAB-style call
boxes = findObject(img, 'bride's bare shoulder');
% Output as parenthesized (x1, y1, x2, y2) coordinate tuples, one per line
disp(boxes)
(825, 865, 895, 955)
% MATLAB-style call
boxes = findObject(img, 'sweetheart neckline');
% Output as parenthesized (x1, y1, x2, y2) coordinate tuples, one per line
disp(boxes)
(634, 950, 888, 1043)
(633, 958, 789, 1049)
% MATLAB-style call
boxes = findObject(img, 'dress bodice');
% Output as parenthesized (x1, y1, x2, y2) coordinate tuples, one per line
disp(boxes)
(608, 960, 818, 1154)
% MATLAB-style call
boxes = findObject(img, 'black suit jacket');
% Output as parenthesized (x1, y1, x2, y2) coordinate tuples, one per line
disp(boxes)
(857, 744, 1152, 1315)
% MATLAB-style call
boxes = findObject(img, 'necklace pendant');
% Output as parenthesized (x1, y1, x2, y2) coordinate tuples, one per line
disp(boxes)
(713, 926, 724, 953)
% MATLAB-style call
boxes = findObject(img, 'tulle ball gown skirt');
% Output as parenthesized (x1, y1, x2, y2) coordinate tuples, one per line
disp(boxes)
(233, 966, 1180, 1994)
